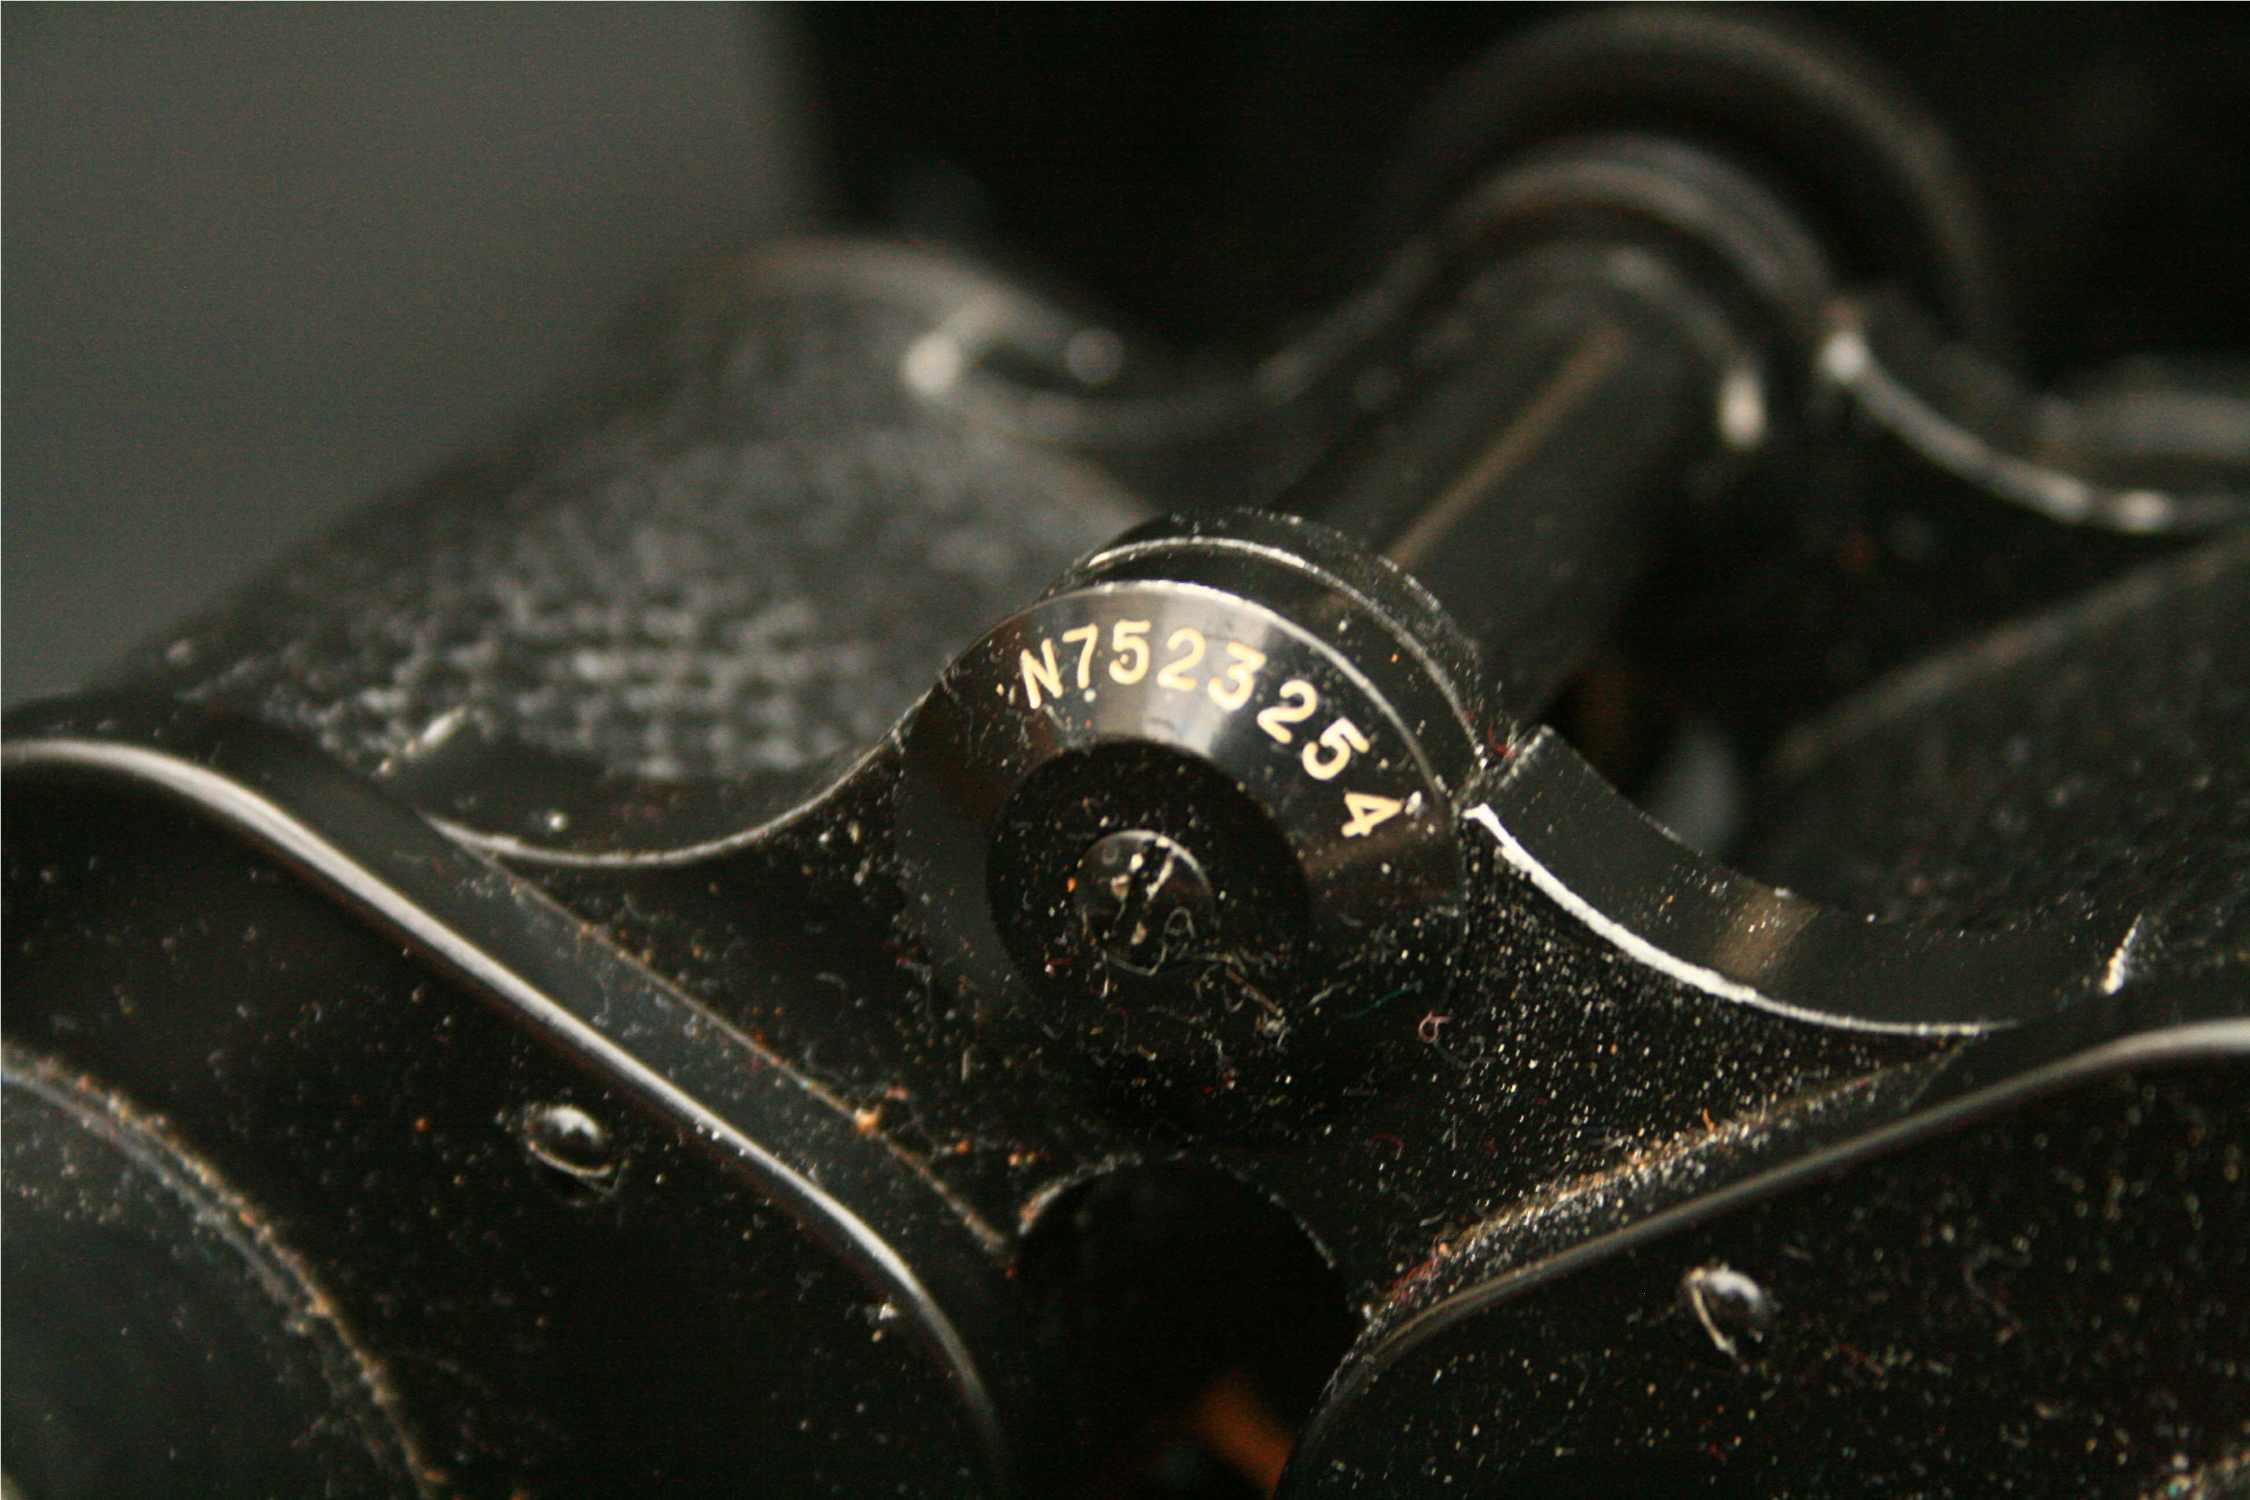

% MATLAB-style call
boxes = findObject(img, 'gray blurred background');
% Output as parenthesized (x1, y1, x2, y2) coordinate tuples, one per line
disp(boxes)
(4, 3, 815, 702)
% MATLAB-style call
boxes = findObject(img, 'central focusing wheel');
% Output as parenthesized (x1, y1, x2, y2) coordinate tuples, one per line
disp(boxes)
(898, 514, 1483, 1114)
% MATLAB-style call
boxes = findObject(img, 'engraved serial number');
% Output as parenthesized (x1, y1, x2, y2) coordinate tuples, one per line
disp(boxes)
(1018, 618, 1410, 839)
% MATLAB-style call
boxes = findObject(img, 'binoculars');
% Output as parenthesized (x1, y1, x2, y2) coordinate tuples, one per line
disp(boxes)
(7, 10, 2245, 1497)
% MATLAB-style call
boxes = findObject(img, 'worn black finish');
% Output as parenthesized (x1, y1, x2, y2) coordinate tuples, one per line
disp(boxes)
(4, 1051, 419, 1500)
(3, 706, 1024, 1497)
(1286, 979, 2250, 1496)
(1742, 532, 2250, 967)
(7, 9, 2250, 1498)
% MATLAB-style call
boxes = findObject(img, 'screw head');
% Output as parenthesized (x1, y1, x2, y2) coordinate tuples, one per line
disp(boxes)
(517, 1101, 620, 1201)
(1072, 829, 1217, 975)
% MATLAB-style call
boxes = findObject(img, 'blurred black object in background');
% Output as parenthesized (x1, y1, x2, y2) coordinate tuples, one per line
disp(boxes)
(802, 4, 2250, 367)
(7, 5, 2245, 702)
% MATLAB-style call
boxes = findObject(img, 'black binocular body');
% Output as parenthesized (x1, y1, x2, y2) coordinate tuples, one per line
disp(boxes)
(7, 10, 2246, 1498)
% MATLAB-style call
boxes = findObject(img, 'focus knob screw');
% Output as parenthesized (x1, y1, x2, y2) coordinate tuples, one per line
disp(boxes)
(1072, 829, 1217, 975)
